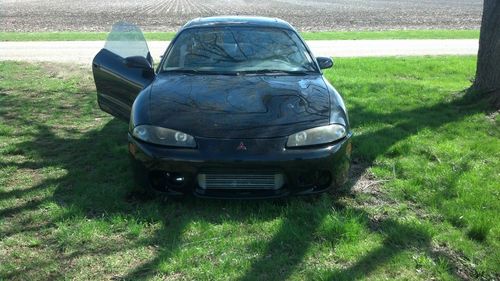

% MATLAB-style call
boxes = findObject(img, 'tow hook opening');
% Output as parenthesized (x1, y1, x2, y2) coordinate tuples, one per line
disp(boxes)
(149, 170, 186, 191)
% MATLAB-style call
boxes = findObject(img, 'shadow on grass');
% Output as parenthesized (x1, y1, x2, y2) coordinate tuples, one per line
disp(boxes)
(0, 85, 488, 280)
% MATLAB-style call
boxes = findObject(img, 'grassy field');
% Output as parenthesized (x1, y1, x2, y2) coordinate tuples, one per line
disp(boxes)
(0, 30, 480, 41)
(0, 56, 498, 280)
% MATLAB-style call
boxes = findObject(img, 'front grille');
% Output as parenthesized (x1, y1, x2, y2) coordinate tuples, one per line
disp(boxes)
(197, 173, 285, 190)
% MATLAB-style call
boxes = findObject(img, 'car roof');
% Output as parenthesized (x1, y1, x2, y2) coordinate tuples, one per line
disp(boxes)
(181, 16, 294, 30)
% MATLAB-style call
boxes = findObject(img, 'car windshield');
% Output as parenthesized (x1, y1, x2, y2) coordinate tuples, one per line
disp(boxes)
(161, 26, 318, 74)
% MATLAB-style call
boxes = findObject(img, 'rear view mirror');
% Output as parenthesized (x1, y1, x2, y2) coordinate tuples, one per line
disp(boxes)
(316, 57, 334, 69)
(124, 56, 152, 69)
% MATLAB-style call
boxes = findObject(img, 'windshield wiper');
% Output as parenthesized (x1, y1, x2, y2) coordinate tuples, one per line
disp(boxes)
(162, 69, 316, 76)
(162, 69, 238, 75)
(162, 69, 201, 74)
(239, 69, 316, 75)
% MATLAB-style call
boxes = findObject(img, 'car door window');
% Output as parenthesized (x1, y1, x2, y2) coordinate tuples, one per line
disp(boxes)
(104, 22, 150, 59)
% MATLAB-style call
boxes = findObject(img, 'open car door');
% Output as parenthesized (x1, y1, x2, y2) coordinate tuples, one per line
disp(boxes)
(92, 22, 155, 121)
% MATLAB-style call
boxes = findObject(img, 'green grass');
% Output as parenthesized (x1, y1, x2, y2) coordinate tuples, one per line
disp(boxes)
(0, 57, 498, 280)
(0, 29, 480, 41)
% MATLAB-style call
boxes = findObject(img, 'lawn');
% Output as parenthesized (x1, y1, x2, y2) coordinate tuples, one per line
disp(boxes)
(0, 57, 498, 280)
(0, 29, 480, 42)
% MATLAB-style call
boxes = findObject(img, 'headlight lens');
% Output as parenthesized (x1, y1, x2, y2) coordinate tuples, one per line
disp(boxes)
(132, 125, 196, 148)
(286, 124, 346, 147)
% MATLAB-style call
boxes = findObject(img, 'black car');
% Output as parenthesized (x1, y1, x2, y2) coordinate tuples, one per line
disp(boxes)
(92, 16, 352, 199)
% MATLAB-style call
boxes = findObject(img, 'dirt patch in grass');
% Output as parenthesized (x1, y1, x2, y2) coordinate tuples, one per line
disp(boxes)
(485, 109, 499, 123)
(39, 63, 95, 91)
(430, 243, 498, 281)
(350, 161, 388, 197)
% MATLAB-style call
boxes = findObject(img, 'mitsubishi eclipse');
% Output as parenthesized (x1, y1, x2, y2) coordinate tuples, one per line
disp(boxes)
(92, 16, 352, 199)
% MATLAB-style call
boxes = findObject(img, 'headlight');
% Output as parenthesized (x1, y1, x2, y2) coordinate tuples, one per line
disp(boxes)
(286, 124, 346, 147)
(132, 125, 196, 148)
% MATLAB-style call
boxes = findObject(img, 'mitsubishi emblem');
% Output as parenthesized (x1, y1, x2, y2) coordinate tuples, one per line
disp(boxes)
(236, 141, 247, 151)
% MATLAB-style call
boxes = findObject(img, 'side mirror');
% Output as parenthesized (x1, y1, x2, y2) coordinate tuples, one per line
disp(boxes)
(316, 57, 334, 69)
(124, 56, 152, 69)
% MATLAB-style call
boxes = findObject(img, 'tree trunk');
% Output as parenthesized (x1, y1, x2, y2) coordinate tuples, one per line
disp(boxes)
(473, 0, 500, 109)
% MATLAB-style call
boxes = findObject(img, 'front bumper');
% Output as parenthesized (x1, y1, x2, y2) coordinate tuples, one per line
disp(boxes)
(128, 134, 352, 199)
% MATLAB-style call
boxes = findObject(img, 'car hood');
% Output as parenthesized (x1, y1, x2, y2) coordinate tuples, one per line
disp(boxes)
(148, 73, 330, 138)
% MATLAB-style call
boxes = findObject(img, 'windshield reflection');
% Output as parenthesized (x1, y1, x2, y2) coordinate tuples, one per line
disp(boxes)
(162, 27, 317, 74)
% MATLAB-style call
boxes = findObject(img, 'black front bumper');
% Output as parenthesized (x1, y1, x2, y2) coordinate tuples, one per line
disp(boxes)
(128, 134, 352, 199)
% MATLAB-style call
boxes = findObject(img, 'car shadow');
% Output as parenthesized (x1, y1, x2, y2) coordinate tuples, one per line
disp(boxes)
(0, 87, 488, 279)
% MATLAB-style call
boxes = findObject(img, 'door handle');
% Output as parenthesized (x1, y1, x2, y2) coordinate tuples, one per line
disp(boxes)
(92, 63, 100, 69)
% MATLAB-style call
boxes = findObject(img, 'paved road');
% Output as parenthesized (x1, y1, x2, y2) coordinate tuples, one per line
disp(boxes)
(0, 40, 478, 65)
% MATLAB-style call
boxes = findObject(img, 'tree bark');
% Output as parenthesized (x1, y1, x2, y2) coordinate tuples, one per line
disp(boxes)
(473, 0, 500, 108)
